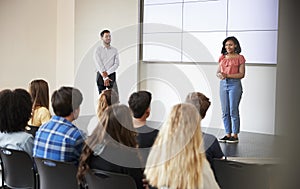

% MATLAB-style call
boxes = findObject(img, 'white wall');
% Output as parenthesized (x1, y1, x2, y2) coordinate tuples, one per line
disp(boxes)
(0, 0, 139, 116)
(138, 1, 277, 135)
(72, 0, 277, 134)
(56, 0, 75, 87)
(74, 0, 139, 116)
(0, 0, 282, 135)
(140, 62, 276, 134)
(0, 0, 57, 92)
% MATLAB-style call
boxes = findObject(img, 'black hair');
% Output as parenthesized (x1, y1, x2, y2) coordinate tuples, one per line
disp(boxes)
(51, 86, 83, 117)
(0, 89, 32, 133)
(100, 29, 110, 37)
(128, 91, 152, 118)
(221, 36, 242, 55)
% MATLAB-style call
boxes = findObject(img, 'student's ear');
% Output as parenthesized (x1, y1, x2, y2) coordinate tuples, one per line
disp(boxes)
(73, 107, 80, 119)
(145, 107, 150, 118)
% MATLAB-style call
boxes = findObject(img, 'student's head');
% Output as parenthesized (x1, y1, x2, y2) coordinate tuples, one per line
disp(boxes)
(0, 89, 32, 133)
(221, 36, 241, 55)
(29, 79, 49, 109)
(51, 86, 83, 118)
(145, 103, 204, 189)
(100, 29, 111, 44)
(128, 91, 152, 119)
(92, 104, 136, 148)
(77, 104, 137, 182)
(185, 92, 211, 119)
(97, 89, 119, 119)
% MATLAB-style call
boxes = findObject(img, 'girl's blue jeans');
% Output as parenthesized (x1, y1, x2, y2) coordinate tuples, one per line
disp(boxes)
(220, 78, 243, 134)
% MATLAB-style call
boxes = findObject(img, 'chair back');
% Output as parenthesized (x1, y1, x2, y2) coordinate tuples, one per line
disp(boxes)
(34, 157, 79, 189)
(0, 148, 37, 189)
(25, 125, 39, 137)
(85, 169, 137, 189)
(213, 159, 270, 189)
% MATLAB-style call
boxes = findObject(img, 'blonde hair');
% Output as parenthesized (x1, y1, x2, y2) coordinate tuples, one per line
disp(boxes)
(144, 103, 206, 189)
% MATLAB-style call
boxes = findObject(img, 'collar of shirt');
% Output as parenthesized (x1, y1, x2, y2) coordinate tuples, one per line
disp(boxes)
(101, 45, 111, 49)
(51, 115, 75, 128)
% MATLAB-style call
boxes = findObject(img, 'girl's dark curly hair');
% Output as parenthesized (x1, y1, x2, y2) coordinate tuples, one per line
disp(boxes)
(0, 89, 32, 133)
(221, 36, 242, 55)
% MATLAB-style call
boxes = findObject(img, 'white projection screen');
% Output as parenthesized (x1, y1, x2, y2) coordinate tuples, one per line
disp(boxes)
(142, 0, 279, 64)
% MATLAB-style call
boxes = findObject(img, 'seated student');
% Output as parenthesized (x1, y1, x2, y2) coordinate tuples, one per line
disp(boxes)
(27, 79, 51, 127)
(77, 104, 145, 189)
(0, 89, 34, 156)
(128, 91, 158, 148)
(144, 103, 220, 189)
(185, 92, 224, 167)
(33, 86, 84, 164)
(128, 91, 159, 166)
(87, 89, 119, 135)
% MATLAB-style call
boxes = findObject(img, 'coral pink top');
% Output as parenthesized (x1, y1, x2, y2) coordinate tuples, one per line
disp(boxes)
(218, 54, 246, 74)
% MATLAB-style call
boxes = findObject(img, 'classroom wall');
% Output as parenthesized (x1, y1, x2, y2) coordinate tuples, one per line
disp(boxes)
(140, 63, 276, 134)
(0, 0, 287, 135)
(73, 0, 277, 134)
(0, 0, 57, 92)
(74, 0, 139, 115)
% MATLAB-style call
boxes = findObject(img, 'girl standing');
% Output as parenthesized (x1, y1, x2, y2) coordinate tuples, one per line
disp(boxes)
(217, 36, 246, 143)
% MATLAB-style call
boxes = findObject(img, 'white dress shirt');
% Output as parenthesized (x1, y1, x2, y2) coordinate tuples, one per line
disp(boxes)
(94, 45, 120, 76)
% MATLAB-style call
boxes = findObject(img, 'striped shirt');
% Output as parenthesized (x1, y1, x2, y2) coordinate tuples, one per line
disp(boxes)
(33, 115, 84, 164)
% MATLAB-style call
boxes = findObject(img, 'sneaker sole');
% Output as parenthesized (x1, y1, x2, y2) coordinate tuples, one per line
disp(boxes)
(218, 140, 227, 143)
(227, 140, 239, 144)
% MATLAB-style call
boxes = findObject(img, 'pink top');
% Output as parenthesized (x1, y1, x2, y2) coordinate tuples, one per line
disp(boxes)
(218, 54, 246, 74)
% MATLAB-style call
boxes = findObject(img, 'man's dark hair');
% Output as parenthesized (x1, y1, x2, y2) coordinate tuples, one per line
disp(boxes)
(100, 29, 110, 37)
(128, 91, 152, 118)
(0, 89, 32, 133)
(51, 86, 83, 117)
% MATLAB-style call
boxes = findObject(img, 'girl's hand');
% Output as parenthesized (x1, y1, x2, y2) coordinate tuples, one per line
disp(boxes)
(217, 72, 226, 80)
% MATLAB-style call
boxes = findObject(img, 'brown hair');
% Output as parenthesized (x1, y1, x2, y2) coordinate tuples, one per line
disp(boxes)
(29, 79, 49, 123)
(185, 92, 211, 119)
(77, 104, 137, 183)
(97, 89, 119, 119)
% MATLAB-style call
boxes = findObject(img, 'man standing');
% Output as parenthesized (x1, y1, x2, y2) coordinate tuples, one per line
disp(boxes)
(94, 29, 119, 94)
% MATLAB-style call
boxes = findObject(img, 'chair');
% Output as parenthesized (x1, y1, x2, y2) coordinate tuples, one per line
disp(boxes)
(85, 169, 137, 189)
(213, 159, 270, 189)
(0, 148, 38, 189)
(34, 157, 79, 189)
(25, 125, 39, 137)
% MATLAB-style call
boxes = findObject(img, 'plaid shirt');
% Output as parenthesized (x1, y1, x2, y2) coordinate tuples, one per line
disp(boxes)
(33, 115, 84, 164)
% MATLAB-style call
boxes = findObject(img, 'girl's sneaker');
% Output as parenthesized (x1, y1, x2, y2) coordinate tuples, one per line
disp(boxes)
(218, 136, 230, 143)
(227, 136, 239, 143)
